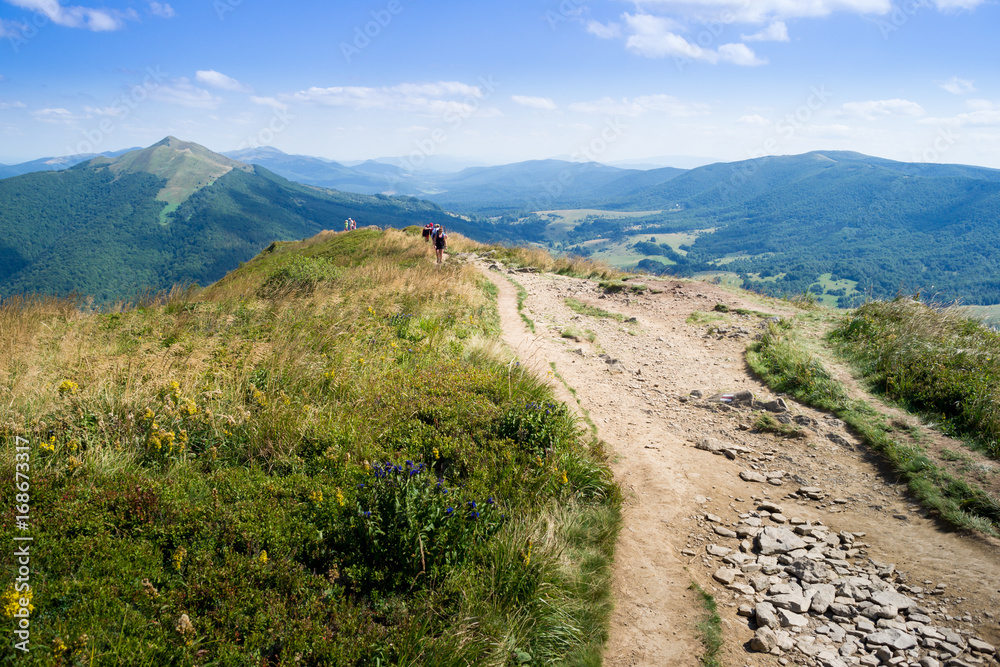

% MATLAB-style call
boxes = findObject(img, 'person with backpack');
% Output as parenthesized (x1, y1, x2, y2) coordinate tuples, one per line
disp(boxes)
(422, 221, 434, 243)
(433, 224, 448, 264)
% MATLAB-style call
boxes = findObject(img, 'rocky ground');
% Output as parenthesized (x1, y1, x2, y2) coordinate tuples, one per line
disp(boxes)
(469, 254, 1000, 667)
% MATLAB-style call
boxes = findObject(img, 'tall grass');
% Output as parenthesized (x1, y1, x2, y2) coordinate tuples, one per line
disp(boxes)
(832, 297, 1000, 459)
(747, 317, 1000, 535)
(0, 229, 621, 665)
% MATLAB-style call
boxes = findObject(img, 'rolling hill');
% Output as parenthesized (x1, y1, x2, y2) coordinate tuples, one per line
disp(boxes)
(0, 137, 490, 303)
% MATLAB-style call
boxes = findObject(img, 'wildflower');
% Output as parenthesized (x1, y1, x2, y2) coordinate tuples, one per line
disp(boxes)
(445, 507, 454, 515)
(2, 585, 33, 618)
(522, 540, 533, 567)
(68, 439, 79, 452)
(362, 510, 371, 518)
(561, 470, 568, 485)
(172, 547, 187, 572)
(468, 500, 477, 509)
(469, 511, 480, 519)
(309, 490, 324, 504)
(41, 438, 55, 453)
(335, 489, 345, 507)
(258, 550, 268, 565)
(486, 497, 495, 505)
(432, 447, 440, 459)
(67, 456, 81, 471)
(57, 380, 79, 396)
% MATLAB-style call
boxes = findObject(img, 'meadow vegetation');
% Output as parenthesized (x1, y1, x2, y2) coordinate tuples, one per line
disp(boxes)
(0, 229, 620, 666)
(746, 298, 1000, 535)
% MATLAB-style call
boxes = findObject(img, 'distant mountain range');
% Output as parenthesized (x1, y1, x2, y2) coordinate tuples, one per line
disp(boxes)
(0, 137, 482, 303)
(5, 141, 1000, 306)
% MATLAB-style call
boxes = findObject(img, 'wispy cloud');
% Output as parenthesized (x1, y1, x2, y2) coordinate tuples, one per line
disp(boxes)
(839, 99, 925, 120)
(737, 114, 769, 125)
(742, 21, 789, 42)
(4, 0, 136, 31)
(0, 100, 26, 109)
(291, 81, 496, 117)
(196, 70, 253, 93)
(148, 1, 174, 18)
(630, 0, 893, 24)
(587, 20, 622, 39)
(32, 107, 87, 124)
(250, 96, 289, 111)
(512, 95, 557, 111)
(149, 78, 223, 109)
(939, 76, 975, 95)
(569, 94, 709, 117)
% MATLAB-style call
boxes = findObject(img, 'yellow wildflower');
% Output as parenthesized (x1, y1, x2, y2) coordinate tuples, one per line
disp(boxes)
(561, 470, 568, 485)
(433, 447, 440, 460)
(172, 547, 187, 571)
(57, 380, 79, 396)
(335, 489, 345, 507)
(309, 490, 324, 504)
(258, 550, 268, 565)
(2, 586, 33, 618)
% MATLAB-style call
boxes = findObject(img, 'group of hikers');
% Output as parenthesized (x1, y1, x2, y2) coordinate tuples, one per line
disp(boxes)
(340, 217, 447, 264)
(422, 222, 448, 264)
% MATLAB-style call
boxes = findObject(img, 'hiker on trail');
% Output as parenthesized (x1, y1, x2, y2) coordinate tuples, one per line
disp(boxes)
(344, 219, 349, 231)
(422, 222, 434, 243)
(433, 224, 447, 264)
(349, 218, 357, 231)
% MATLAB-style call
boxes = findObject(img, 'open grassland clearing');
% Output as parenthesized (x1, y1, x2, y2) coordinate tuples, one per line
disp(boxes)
(0, 228, 620, 666)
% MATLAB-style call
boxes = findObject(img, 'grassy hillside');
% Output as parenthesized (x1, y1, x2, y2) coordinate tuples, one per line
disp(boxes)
(0, 140, 499, 305)
(0, 229, 620, 665)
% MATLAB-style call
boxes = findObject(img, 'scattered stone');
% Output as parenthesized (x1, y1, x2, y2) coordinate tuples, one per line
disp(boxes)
(713, 526, 738, 538)
(740, 470, 769, 483)
(713, 567, 739, 585)
(751, 627, 778, 653)
(757, 527, 808, 555)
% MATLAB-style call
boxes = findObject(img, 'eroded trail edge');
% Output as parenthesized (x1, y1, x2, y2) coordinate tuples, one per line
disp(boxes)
(475, 259, 1000, 667)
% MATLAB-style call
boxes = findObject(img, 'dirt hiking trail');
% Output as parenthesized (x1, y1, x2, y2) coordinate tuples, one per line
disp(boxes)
(473, 258, 1000, 667)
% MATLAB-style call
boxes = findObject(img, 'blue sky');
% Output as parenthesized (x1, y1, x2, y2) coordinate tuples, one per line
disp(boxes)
(1, 0, 999, 169)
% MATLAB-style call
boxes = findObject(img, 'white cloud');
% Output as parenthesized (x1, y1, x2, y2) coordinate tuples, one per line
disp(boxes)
(291, 81, 494, 117)
(512, 95, 557, 111)
(742, 21, 789, 42)
(149, 78, 223, 109)
(250, 96, 288, 111)
(149, 1, 174, 18)
(587, 20, 622, 39)
(939, 76, 975, 95)
(630, 0, 893, 24)
(196, 70, 252, 93)
(0, 100, 26, 109)
(839, 99, 925, 120)
(922, 106, 1000, 127)
(32, 107, 86, 124)
(737, 114, 769, 125)
(5, 0, 136, 31)
(621, 13, 765, 64)
(569, 94, 709, 117)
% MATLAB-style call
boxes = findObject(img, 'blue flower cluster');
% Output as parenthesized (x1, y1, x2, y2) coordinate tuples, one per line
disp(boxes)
(371, 460, 428, 479)
(525, 400, 557, 414)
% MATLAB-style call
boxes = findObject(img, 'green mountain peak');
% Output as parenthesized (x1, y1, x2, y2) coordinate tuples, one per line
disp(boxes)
(91, 137, 252, 222)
